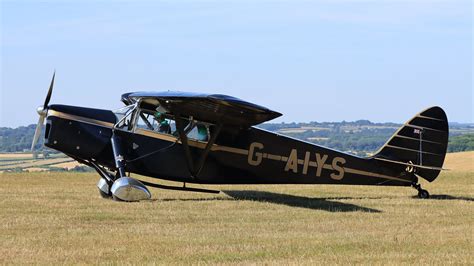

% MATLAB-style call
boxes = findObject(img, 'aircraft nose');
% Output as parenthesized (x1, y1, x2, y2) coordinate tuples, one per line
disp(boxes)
(36, 105, 47, 116)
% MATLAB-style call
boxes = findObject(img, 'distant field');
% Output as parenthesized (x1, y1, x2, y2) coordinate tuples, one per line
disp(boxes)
(2, 151, 471, 173)
(0, 153, 33, 159)
(444, 151, 474, 172)
(0, 152, 472, 264)
(0, 157, 77, 172)
(0, 153, 79, 172)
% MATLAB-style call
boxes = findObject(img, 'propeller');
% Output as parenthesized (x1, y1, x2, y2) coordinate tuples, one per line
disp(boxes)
(31, 72, 55, 152)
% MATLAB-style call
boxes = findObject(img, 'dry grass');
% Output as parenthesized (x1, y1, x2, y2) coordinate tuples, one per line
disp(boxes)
(0, 153, 33, 159)
(0, 156, 472, 264)
(444, 151, 474, 172)
(23, 167, 48, 172)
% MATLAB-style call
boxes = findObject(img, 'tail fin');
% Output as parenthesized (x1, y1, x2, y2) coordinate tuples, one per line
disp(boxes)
(373, 106, 449, 182)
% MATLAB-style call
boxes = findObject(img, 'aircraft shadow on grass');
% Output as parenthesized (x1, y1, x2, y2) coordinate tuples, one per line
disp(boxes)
(410, 194, 474, 202)
(150, 192, 473, 209)
(222, 190, 381, 213)
(158, 190, 381, 213)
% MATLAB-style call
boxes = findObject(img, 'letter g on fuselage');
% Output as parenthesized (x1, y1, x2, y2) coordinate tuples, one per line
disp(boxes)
(248, 142, 264, 166)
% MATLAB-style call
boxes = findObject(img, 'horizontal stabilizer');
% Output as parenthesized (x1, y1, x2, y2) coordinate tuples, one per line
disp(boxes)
(373, 157, 448, 171)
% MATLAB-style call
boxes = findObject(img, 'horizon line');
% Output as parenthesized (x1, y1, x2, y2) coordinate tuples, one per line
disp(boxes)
(1, 120, 473, 129)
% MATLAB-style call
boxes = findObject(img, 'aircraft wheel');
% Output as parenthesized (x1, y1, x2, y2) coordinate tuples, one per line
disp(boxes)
(99, 189, 112, 199)
(110, 177, 152, 202)
(111, 195, 121, 201)
(418, 189, 430, 199)
(97, 177, 112, 198)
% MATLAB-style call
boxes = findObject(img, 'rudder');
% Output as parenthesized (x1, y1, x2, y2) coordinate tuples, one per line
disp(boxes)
(373, 106, 449, 182)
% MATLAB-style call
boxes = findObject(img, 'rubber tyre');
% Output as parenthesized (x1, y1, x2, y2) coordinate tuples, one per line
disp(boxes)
(418, 189, 430, 199)
(99, 188, 112, 199)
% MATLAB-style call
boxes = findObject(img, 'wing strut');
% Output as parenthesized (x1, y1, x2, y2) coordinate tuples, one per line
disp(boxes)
(174, 114, 223, 179)
(194, 123, 223, 176)
(175, 114, 195, 175)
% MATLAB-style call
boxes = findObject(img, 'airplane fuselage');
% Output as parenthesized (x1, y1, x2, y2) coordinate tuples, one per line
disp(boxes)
(45, 104, 414, 187)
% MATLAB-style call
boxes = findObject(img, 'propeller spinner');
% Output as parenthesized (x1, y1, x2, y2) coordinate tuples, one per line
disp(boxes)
(31, 72, 55, 152)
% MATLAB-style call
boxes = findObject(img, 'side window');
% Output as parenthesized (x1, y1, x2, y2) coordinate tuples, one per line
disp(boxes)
(116, 116, 131, 129)
(136, 112, 157, 130)
(155, 114, 173, 135)
(136, 110, 177, 135)
(187, 124, 209, 142)
(133, 109, 209, 142)
(114, 105, 135, 130)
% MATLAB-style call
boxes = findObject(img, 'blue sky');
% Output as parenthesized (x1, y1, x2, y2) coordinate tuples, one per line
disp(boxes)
(1, 0, 472, 127)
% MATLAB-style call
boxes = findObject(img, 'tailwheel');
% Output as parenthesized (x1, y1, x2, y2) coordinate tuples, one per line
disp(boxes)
(418, 189, 430, 199)
(412, 182, 430, 199)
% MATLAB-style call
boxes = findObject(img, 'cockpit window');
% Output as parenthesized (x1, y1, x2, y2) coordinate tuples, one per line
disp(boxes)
(187, 124, 209, 141)
(114, 105, 135, 130)
(114, 105, 134, 118)
(135, 109, 209, 142)
(136, 110, 175, 134)
(136, 112, 156, 130)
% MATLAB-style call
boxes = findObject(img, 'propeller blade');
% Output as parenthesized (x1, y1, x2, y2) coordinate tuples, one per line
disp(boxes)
(31, 115, 45, 152)
(43, 71, 55, 109)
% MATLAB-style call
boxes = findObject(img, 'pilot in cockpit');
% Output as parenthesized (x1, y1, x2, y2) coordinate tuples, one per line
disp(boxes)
(154, 112, 171, 134)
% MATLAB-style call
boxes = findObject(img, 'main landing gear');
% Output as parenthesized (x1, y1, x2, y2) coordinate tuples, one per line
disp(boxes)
(412, 182, 430, 199)
(90, 132, 152, 202)
(95, 169, 151, 202)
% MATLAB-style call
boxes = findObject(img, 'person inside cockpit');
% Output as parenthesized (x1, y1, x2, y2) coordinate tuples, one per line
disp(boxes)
(196, 124, 209, 141)
(154, 112, 171, 134)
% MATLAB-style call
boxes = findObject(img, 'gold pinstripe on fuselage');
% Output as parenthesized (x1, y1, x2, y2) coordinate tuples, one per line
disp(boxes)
(48, 110, 410, 183)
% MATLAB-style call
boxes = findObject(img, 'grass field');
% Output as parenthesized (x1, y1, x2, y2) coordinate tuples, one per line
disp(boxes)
(0, 153, 473, 264)
(0, 153, 79, 172)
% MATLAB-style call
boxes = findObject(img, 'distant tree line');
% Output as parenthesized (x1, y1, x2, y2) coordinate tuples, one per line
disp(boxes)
(260, 121, 474, 156)
(0, 125, 43, 152)
(1, 122, 473, 154)
(448, 134, 474, 152)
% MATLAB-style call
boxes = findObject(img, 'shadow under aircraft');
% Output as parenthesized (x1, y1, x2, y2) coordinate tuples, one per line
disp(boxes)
(223, 190, 382, 213)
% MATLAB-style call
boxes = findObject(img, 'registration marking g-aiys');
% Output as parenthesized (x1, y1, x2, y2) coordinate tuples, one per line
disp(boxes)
(247, 142, 346, 180)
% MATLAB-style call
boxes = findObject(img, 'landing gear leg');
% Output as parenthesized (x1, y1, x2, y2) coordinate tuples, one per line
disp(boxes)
(109, 133, 151, 202)
(412, 182, 430, 199)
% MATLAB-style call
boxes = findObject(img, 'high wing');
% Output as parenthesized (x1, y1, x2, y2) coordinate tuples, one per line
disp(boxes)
(121, 91, 282, 127)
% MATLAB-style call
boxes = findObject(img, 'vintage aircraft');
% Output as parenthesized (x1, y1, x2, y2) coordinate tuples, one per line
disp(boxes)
(31, 73, 449, 201)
